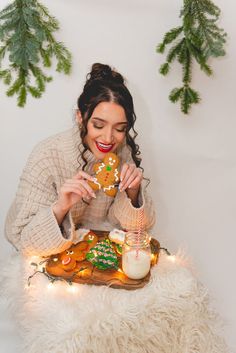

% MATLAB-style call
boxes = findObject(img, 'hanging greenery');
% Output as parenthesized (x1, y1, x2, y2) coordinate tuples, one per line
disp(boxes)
(157, 0, 227, 114)
(0, 0, 72, 107)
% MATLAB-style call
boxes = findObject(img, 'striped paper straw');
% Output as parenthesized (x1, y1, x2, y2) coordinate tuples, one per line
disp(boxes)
(136, 208, 144, 258)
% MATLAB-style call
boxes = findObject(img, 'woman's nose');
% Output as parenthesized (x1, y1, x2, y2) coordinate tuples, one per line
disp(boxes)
(102, 128, 114, 143)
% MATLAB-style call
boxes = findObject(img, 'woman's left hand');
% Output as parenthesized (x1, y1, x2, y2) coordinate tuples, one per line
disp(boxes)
(119, 163, 143, 192)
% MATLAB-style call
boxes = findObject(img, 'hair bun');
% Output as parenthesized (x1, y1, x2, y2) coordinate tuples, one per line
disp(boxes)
(87, 63, 124, 85)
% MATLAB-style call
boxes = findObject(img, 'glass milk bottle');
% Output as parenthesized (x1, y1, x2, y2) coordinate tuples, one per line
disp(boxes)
(122, 231, 151, 279)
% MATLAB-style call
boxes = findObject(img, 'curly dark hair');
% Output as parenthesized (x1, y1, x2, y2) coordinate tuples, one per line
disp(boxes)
(77, 63, 142, 171)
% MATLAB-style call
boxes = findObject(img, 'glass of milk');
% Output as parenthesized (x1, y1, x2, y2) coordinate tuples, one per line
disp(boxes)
(122, 231, 151, 279)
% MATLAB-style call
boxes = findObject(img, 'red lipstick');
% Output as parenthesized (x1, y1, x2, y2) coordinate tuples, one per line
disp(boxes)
(95, 141, 114, 153)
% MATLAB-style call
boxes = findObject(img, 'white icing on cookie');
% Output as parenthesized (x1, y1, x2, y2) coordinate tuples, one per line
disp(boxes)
(108, 229, 126, 244)
(74, 229, 90, 243)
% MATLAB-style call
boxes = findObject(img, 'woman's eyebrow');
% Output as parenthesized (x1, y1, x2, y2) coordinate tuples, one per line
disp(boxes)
(91, 117, 127, 125)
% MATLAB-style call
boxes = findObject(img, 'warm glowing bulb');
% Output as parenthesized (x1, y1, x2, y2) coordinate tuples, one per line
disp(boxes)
(37, 265, 44, 272)
(168, 255, 176, 262)
(151, 253, 156, 265)
(47, 282, 54, 290)
(79, 268, 87, 276)
(67, 285, 78, 294)
(29, 256, 40, 265)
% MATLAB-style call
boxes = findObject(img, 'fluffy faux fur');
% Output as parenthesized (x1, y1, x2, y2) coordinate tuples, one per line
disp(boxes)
(0, 251, 228, 353)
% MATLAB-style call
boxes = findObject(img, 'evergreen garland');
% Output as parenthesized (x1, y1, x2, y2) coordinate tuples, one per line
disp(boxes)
(0, 0, 72, 107)
(157, 0, 227, 114)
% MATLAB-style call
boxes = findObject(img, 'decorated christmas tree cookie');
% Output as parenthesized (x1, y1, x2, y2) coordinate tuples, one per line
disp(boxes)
(86, 239, 119, 270)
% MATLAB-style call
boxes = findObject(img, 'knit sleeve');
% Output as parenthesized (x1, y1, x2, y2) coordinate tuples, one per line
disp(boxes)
(4, 143, 78, 257)
(107, 145, 156, 230)
(107, 180, 156, 231)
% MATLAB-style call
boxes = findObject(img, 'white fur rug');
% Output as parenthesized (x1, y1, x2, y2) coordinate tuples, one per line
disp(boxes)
(0, 251, 228, 353)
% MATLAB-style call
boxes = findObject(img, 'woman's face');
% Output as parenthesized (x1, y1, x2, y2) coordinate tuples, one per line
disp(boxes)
(80, 101, 128, 160)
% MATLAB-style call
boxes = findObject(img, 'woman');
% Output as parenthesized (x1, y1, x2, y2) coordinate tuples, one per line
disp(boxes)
(2, 64, 227, 353)
(5, 63, 155, 257)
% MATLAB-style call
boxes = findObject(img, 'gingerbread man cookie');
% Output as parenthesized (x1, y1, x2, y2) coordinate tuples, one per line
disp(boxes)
(88, 153, 120, 197)
(46, 231, 98, 274)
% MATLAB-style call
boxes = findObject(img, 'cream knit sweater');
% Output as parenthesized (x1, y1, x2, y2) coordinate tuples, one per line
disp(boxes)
(5, 126, 156, 256)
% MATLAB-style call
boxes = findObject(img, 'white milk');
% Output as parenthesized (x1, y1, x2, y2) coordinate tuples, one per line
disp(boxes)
(122, 250, 151, 279)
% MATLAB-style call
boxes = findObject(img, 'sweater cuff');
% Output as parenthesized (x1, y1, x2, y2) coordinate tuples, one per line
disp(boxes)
(109, 182, 153, 231)
(60, 211, 75, 240)
(20, 207, 75, 257)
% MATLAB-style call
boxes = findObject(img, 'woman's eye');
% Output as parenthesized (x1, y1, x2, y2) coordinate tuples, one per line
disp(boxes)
(116, 128, 126, 133)
(93, 124, 104, 129)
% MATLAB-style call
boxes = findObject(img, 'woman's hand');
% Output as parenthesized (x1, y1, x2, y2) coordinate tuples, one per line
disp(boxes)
(119, 163, 143, 192)
(119, 163, 143, 207)
(52, 171, 95, 224)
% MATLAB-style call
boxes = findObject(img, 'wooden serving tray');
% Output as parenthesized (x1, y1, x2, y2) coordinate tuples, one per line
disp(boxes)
(46, 230, 160, 290)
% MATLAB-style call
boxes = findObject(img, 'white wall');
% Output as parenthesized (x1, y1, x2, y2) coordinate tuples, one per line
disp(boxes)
(1, 0, 235, 350)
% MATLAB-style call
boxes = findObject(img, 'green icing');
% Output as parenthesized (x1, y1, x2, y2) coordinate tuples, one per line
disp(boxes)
(86, 239, 118, 270)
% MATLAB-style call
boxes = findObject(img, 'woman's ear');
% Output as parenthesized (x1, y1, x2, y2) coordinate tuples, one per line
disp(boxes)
(76, 110, 83, 125)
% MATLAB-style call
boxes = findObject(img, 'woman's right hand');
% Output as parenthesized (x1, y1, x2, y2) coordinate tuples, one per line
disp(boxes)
(52, 171, 96, 224)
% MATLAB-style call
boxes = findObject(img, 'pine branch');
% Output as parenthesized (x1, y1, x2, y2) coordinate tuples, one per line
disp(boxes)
(157, 0, 227, 114)
(0, 0, 72, 107)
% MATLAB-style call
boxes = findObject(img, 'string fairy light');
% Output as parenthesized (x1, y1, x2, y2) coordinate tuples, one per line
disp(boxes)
(167, 255, 176, 263)
(47, 282, 55, 290)
(159, 247, 177, 262)
(25, 234, 174, 293)
(159, 247, 171, 256)
(27, 259, 87, 288)
(66, 285, 79, 294)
